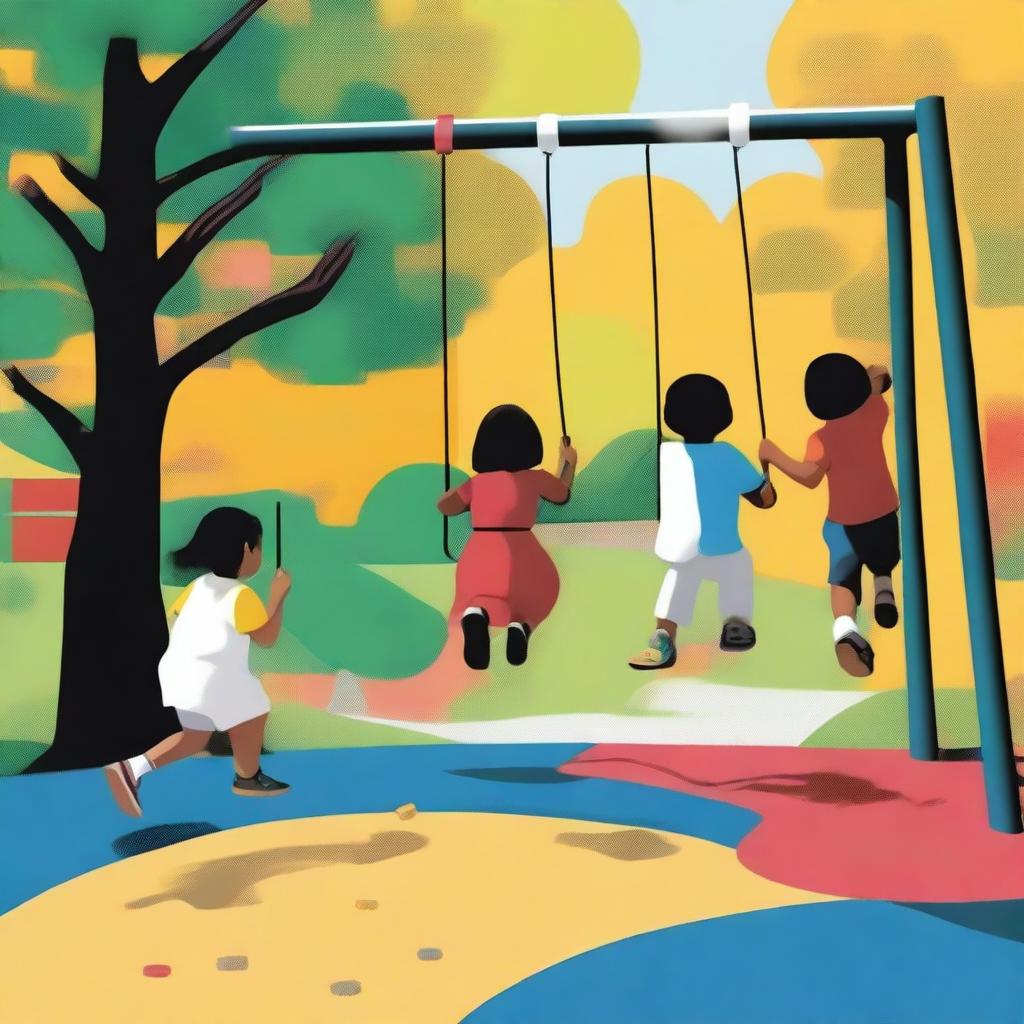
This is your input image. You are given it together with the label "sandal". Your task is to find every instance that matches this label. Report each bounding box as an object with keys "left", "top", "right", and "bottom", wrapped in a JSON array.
[
  {"left": 720, "top": 619, "right": 756, "bottom": 652},
  {"left": 628, "top": 630, "right": 677, "bottom": 671}
]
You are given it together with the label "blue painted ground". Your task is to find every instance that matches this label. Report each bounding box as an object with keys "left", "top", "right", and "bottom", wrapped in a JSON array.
[
  {"left": 463, "top": 900, "right": 1024, "bottom": 1024},
  {"left": 0, "top": 743, "right": 756, "bottom": 915}
]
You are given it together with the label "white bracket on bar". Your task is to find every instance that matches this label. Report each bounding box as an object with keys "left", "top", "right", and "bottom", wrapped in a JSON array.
[
  {"left": 728, "top": 102, "right": 751, "bottom": 148},
  {"left": 537, "top": 113, "right": 560, "bottom": 154}
]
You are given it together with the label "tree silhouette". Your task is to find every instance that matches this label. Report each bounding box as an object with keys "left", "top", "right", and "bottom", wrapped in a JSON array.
[{"left": 4, "top": 0, "right": 356, "bottom": 771}]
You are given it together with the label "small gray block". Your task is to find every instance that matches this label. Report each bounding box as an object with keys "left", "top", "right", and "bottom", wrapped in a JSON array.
[
  {"left": 417, "top": 948, "right": 443, "bottom": 961},
  {"left": 330, "top": 980, "right": 362, "bottom": 996},
  {"left": 217, "top": 955, "right": 248, "bottom": 971}
]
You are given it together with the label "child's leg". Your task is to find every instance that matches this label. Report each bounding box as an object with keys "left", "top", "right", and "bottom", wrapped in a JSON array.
[
  {"left": 141, "top": 728, "right": 213, "bottom": 771},
  {"left": 227, "top": 714, "right": 289, "bottom": 796},
  {"left": 629, "top": 561, "right": 701, "bottom": 669},
  {"left": 715, "top": 549, "right": 756, "bottom": 651},
  {"left": 227, "top": 713, "right": 268, "bottom": 779}
]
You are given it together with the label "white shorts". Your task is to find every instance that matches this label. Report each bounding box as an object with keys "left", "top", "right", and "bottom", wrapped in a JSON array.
[{"left": 655, "top": 548, "right": 753, "bottom": 626}]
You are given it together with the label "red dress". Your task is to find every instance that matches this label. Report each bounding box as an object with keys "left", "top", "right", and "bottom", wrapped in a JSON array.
[{"left": 451, "top": 470, "right": 567, "bottom": 630}]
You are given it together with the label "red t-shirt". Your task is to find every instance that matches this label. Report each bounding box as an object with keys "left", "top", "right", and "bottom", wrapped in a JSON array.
[
  {"left": 807, "top": 395, "right": 899, "bottom": 525},
  {"left": 456, "top": 470, "right": 568, "bottom": 529}
]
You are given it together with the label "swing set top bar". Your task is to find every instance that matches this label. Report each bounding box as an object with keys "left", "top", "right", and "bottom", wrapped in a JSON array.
[{"left": 229, "top": 103, "right": 919, "bottom": 155}]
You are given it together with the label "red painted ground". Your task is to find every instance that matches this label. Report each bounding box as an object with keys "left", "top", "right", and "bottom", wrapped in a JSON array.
[{"left": 562, "top": 745, "right": 1024, "bottom": 902}]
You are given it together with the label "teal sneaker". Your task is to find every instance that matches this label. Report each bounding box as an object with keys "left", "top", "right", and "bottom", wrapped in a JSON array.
[{"left": 628, "top": 629, "right": 677, "bottom": 671}]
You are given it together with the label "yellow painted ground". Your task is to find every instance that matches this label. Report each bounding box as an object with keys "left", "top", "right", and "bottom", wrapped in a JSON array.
[{"left": 0, "top": 812, "right": 837, "bottom": 1023}]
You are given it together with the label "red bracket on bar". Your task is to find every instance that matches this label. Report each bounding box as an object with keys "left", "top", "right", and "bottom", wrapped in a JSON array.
[{"left": 434, "top": 114, "right": 454, "bottom": 155}]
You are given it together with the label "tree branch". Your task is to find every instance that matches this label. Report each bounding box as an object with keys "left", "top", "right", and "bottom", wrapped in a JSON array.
[
  {"left": 2, "top": 366, "right": 91, "bottom": 466},
  {"left": 156, "top": 146, "right": 267, "bottom": 205},
  {"left": 14, "top": 176, "right": 98, "bottom": 284},
  {"left": 158, "top": 156, "right": 287, "bottom": 296},
  {"left": 52, "top": 153, "right": 103, "bottom": 207},
  {"left": 161, "top": 236, "right": 357, "bottom": 392},
  {"left": 152, "top": 0, "right": 272, "bottom": 122}
]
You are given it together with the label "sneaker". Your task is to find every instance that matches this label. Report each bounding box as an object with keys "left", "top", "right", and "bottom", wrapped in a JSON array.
[
  {"left": 461, "top": 608, "right": 490, "bottom": 670},
  {"left": 874, "top": 587, "right": 899, "bottom": 629},
  {"left": 104, "top": 760, "right": 142, "bottom": 817},
  {"left": 720, "top": 618, "right": 756, "bottom": 652},
  {"left": 507, "top": 622, "right": 531, "bottom": 666},
  {"left": 232, "top": 769, "right": 290, "bottom": 797},
  {"left": 628, "top": 629, "right": 677, "bottom": 671},
  {"left": 835, "top": 630, "right": 875, "bottom": 678}
]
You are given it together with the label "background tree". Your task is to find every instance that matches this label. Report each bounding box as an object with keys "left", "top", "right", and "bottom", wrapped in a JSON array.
[{"left": 1, "top": 0, "right": 362, "bottom": 771}]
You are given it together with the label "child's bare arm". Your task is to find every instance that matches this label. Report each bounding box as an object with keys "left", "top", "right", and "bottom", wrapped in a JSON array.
[
  {"left": 759, "top": 439, "right": 826, "bottom": 488},
  {"left": 437, "top": 488, "right": 468, "bottom": 516},
  {"left": 867, "top": 364, "right": 892, "bottom": 395},
  {"left": 742, "top": 475, "right": 777, "bottom": 509},
  {"left": 250, "top": 570, "right": 290, "bottom": 648}
]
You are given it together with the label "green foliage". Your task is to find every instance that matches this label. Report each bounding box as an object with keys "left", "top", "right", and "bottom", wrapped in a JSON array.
[
  {"left": 265, "top": 703, "right": 449, "bottom": 751},
  {"left": 0, "top": 289, "right": 92, "bottom": 358},
  {"left": 540, "top": 429, "right": 657, "bottom": 523},
  {"left": 0, "top": 409, "right": 89, "bottom": 473}
]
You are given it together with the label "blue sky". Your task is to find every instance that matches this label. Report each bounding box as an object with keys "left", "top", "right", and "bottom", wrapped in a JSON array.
[{"left": 491, "top": 0, "right": 822, "bottom": 246}]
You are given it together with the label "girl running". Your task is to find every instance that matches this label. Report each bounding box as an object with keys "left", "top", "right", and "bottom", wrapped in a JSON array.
[
  {"left": 438, "top": 404, "right": 577, "bottom": 669},
  {"left": 104, "top": 507, "right": 292, "bottom": 817}
]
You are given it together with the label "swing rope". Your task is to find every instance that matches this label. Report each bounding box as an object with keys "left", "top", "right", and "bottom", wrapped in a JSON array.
[
  {"left": 436, "top": 116, "right": 456, "bottom": 561},
  {"left": 543, "top": 151, "right": 569, "bottom": 441},
  {"left": 644, "top": 144, "right": 663, "bottom": 519},
  {"left": 731, "top": 145, "right": 768, "bottom": 440}
]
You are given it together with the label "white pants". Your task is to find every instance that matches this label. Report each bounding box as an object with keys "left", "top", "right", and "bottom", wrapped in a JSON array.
[{"left": 654, "top": 548, "right": 753, "bottom": 626}]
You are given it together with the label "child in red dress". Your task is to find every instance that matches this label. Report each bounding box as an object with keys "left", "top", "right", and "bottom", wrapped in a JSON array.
[{"left": 438, "top": 404, "right": 577, "bottom": 669}]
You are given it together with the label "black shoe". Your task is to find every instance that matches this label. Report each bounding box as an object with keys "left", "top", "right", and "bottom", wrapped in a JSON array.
[
  {"left": 720, "top": 619, "right": 756, "bottom": 652},
  {"left": 874, "top": 589, "right": 899, "bottom": 629},
  {"left": 507, "top": 622, "right": 531, "bottom": 666},
  {"left": 835, "top": 632, "right": 875, "bottom": 678},
  {"left": 232, "top": 768, "right": 290, "bottom": 797},
  {"left": 461, "top": 609, "right": 490, "bottom": 670}
]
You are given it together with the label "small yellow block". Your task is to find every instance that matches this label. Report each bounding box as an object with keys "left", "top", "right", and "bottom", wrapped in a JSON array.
[
  {"left": 395, "top": 803, "right": 417, "bottom": 820},
  {"left": 355, "top": 899, "right": 378, "bottom": 911}
]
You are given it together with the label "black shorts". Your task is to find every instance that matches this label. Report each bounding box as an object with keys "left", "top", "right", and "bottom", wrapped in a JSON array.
[{"left": 823, "top": 511, "right": 900, "bottom": 605}]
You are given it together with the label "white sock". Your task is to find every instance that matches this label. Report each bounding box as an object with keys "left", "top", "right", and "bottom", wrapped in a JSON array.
[
  {"left": 833, "top": 615, "right": 860, "bottom": 643},
  {"left": 128, "top": 754, "right": 153, "bottom": 780},
  {"left": 462, "top": 606, "right": 485, "bottom": 619}
]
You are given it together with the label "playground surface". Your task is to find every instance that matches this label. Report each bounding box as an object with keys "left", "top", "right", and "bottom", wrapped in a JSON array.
[{"left": 2, "top": 743, "right": 1023, "bottom": 1023}]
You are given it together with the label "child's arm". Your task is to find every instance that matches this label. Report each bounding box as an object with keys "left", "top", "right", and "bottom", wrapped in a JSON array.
[
  {"left": 249, "top": 569, "right": 291, "bottom": 648},
  {"left": 867, "top": 364, "right": 892, "bottom": 395},
  {"left": 742, "top": 474, "right": 777, "bottom": 509},
  {"left": 759, "top": 438, "right": 826, "bottom": 488},
  {"left": 539, "top": 438, "right": 577, "bottom": 505},
  {"left": 437, "top": 488, "right": 469, "bottom": 516}
]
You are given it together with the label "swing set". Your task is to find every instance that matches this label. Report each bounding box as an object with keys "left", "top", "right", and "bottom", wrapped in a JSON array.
[{"left": 229, "top": 97, "right": 1020, "bottom": 835}]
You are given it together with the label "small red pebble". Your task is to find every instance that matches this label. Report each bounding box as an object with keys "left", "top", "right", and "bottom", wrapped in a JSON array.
[{"left": 142, "top": 964, "right": 171, "bottom": 978}]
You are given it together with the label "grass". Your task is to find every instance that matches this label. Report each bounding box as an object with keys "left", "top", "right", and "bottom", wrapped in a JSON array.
[{"left": 265, "top": 703, "right": 449, "bottom": 749}]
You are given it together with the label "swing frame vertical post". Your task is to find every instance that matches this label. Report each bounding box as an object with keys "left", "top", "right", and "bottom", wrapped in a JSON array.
[
  {"left": 915, "top": 95, "right": 1021, "bottom": 834},
  {"left": 883, "top": 134, "right": 938, "bottom": 761}
]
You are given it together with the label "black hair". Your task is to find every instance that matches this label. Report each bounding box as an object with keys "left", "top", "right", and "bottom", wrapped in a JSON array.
[
  {"left": 472, "top": 404, "right": 544, "bottom": 473},
  {"left": 172, "top": 507, "right": 263, "bottom": 579},
  {"left": 804, "top": 353, "right": 872, "bottom": 421},
  {"left": 663, "top": 373, "right": 733, "bottom": 443}
]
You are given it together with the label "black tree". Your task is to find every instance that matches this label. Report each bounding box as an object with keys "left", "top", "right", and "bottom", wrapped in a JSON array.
[{"left": 4, "top": 0, "right": 356, "bottom": 772}]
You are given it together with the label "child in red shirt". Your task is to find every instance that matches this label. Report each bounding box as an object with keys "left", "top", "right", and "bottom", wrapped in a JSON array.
[{"left": 760, "top": 354, "right": 898, "bottom": 678}]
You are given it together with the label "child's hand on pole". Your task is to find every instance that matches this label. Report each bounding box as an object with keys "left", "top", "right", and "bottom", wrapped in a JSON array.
[
  {"left": 270, "top": 568, "right": 292, "bottom": 602},
  {"left": 559, "top": 436, "right": 578, "bottom": 466}
]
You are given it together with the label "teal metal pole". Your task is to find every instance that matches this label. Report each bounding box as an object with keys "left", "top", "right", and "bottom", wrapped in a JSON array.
[
  {"left": 883, "top": 135, "right": 938, "bottom": 761},
  {"left": 915, "top": 95, "right": 1021, "bottom": 833}
]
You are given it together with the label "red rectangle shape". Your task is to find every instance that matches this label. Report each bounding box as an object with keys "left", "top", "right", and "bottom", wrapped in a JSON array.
[
  {"left": 11, "top": 478, "right": 80, "bottom": 513},
  {"left": 12, "top": 516, "right": 76, "bottom": 562}
]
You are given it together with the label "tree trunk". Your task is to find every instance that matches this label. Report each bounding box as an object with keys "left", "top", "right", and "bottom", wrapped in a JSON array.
[{"left": 28, "top": 38, "right": 179, "bottom": 772}]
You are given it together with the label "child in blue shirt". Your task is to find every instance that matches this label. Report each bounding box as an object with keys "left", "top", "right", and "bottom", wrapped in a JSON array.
[{"left": 629, "top": 374, "right": 776, "bottom": 670}]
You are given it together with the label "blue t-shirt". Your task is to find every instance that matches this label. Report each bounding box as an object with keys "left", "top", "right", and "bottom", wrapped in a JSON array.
[{"left": 685, "top": 442, "right": 764, "bottom": 555}]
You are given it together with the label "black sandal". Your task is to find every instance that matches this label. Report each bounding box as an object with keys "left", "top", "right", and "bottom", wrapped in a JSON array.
[
  {"left": 874, "top": 589, "right": 899, "bottom": 629},
  {"left": 720, "top": 620, "right": 756, "bottom": 652},
  {"left": 835, "top": 631, "right": 875, "bottom": 677},
  {"left": 461, "top": 609, "right": 490, "bottom": 670},
  {"left": 507, "top": 622, "right": 531, "bottom": 666}
]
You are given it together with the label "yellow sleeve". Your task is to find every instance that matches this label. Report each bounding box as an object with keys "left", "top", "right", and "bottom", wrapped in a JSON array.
[
  {"left": 234, "top": 585, "right": 270, "bottom": 634},
  {"left": 168, "top": 581, "right": 195, "bottom": 617}
]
